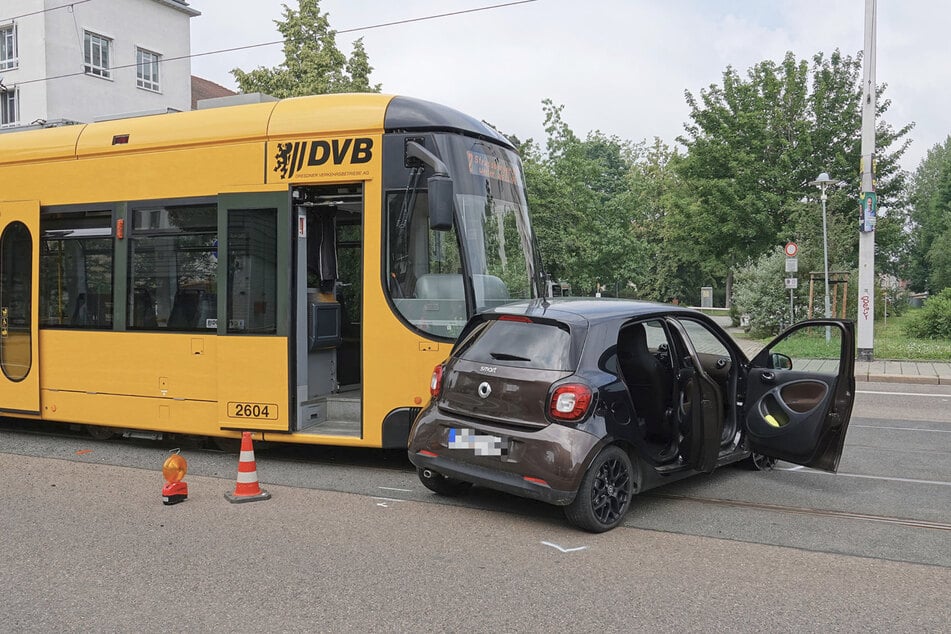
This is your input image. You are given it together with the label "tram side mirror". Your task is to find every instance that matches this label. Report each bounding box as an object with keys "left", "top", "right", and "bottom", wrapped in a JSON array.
[
  {"left": 428, "top": 173, "right": 454, "bottom": 231},
  {"left": 405, "top": 141, "right": 455, "bottom": 232}
]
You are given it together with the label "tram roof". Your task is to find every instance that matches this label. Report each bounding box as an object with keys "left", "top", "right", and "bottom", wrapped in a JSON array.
[{"left": 0, "top": 94, "right": 514, "bottom": 167}]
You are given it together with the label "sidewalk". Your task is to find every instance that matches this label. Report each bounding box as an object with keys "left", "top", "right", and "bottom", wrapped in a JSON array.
[{"left": 727, "top": 331, "right": 951, "bottom": 385}]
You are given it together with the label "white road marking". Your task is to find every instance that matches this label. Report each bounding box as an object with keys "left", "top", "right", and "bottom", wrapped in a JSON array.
[
  {"left": 853, "top": 424, "right": 951, "bottom": 433},
  {"left": 372, "top": 496, "right": 405, "bottom": 503},
  {"left": 776, "top": 467, "right": 951, "bottom": 487},
  {"left": 541, "top": 541, "right": 588, "bottom": 553},
  {"left": 378, "top": 486, "right": 413, "bottom": 492},
  {"left": 856, "top": 390, "right": 951, "bottom": 398}
]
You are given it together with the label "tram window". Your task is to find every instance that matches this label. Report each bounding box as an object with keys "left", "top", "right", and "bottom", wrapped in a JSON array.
[
  {"left": 39, "top": 210, "right": 114, "bottom": 329},
  {"left": 227, "top": 209, "right": 276, "bottom": 334},
  {"left": 128, "top": 203, "right": 217, "bottom": 331},
  {"left": 385, "top": 190, "right": 466, "bottom": 338},
  {"left": 0, "top": 221, "right": 33, "bottom": 381}
]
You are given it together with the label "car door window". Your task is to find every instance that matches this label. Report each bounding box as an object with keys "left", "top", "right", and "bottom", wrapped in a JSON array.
[
  {"left": 766, "top": 324, "right": 841, "bottom": 375},
  {"left": 674, "top": 318, "right": 734, "bottom": 380},
  {"left": 676, "top": 318, "right": 731, "bottom": 357}
]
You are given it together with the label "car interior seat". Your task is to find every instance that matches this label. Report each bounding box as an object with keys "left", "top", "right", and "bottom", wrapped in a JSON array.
[{"left": 618, "top": 322, "right": 673, "bottom": 442}]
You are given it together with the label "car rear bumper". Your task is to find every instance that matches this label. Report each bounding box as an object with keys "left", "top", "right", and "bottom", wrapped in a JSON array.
[{"left": 407, "top": 407, "right": 603, "bottom": 506}]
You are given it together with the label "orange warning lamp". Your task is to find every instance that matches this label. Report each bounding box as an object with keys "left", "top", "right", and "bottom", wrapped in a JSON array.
[{"left": 162, "top": 451, "right": 188, "bottom": 505}]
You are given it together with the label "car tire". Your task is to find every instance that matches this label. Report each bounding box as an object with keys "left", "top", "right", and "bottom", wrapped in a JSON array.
[
  {"left": 417, "top": 467, "right": 473, "bottom": 496},
  {"left": 564, "top": 445, "right": 634, "bottom": 533}
]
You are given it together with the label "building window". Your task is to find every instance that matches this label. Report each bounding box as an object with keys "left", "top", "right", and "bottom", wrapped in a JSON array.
[
  {"left": 0, "top": 23, "right": 17, "bottom": 71},
  {"left": 136, "top": 48, "right": 160, "bottom": 92},
  {"left": 1, "top": 87, "right": 17, "bottom": 127},
  {"left": 84, "top": 31, "right": 111, "bottom": 79}
]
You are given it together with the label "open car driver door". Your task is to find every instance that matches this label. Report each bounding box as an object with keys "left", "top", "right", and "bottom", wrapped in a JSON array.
[
  {"left": 742, "top": 320, "right": 856, "bottom": 472},
  {"left": 666, "top": 319, "right": 725, "bottom": 474}
]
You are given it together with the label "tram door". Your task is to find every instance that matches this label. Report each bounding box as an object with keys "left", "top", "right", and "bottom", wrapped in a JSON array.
[
  {"left": 0, "top": 201, "right": 40, "bottom": 414},
  {"left": 293, "top": 184, "right": 363, "bottom": 435}
]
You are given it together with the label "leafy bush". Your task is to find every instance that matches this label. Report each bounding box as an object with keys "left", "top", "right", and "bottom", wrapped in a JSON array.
[
  {"left": 904, "top": 288, "right": 951, "bottom": 339},
  {"left": 733, "top": 248, "right": 790, "bottom": 338}
]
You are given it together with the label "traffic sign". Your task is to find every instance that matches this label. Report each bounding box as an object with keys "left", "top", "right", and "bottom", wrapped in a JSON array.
[
  {"left": 784, "top": 277, "right": 798, "bottom": 289},
  {"left": 784, "top": 242, "right": 798, "bottom": 257},
  {"left": 785, "top": 256, "right": 798, "bottom": 273}
]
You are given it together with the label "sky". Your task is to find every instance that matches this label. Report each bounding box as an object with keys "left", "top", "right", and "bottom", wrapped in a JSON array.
[{"left": 189, "top": 0, "right": 951, "bottom": 176}]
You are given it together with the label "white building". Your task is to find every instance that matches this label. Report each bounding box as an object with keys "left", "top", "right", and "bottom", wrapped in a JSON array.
[{"left": 0, "top": 0, "right": 199, "bottom": 129}]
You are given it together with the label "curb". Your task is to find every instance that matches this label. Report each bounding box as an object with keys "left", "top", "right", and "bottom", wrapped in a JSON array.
[{"left": 857, "top": 374, "right": 943, "bottom": 385}]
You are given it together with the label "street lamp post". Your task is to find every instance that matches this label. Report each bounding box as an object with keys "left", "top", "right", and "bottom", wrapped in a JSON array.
[{"left": 810, "top": 172, "right": 837, "bottom": 340}]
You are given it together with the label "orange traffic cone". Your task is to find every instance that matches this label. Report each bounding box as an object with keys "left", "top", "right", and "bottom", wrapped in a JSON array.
[{"left": 224, "top": 432, "right": 271, "bottom": 503}]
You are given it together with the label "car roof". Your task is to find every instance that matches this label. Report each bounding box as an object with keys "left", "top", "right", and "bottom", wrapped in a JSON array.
[{"left": 484, "top": 298, "right": 702, "bottom": 325}]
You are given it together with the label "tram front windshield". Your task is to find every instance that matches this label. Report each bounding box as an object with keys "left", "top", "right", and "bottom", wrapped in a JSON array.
[{"left": 385, "top": 133, "right": 539, "bottom": 339}]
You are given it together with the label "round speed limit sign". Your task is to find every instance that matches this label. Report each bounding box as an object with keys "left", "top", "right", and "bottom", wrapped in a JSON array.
[{"left": 784, "top": 242, "right": 798, "bottom": 257}]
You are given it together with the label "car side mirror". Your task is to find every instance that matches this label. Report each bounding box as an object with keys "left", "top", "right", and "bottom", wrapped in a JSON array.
[
  {"left": 427, "top": 173, "right": 453, "bottom": 231},
  {"left": 770, "top": 352, "right": 792, "bottom": 370}
]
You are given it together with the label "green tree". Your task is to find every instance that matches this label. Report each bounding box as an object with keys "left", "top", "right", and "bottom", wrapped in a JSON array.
[
  {"left": 231, "top": 0, "right": 381, "bottom": 97},
  {"left": 907, "top": 136, "right": 951, "bottom": 292},
  {"left": 624, "top": 139, "right": 705, "bottom": 302},
  {"left": 678, "top": 50, "right": 912, "bottom": 306},
  {"left": 522, "top": 101, "right": 649, "bottom": 295}
]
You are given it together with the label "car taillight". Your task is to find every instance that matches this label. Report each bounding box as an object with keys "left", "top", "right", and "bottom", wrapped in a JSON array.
[
  {"left": 430, "top": 364, "right": 444, "bottom": 398},
  {"left": 549, "top": 383, "right": 593, "bottom": 422}
]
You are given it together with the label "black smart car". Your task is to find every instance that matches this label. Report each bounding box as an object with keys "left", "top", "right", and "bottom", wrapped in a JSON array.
[{"left": 408, "top": 298, "right": 855, "bottom": 532}]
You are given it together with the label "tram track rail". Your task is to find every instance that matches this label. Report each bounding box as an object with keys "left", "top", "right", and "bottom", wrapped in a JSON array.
[
  {"left": 647, "top": 492, "right": 951, "bottom": 532},
  {"left": 4, "top": 418, "right": 949, "bottom": 533}
]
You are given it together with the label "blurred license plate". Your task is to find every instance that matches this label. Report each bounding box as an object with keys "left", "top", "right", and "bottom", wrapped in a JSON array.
[{"left": 447, "top": 427, "right": 507, "bottom": 456}]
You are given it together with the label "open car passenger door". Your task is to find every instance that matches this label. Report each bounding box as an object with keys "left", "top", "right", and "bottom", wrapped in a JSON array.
[{"left": 742, "top": 320, "right": 855, "bottom": 472}]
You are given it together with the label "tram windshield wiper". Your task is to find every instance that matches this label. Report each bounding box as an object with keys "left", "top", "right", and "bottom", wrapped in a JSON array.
[{"left": 489, "top": 352, "right": 531, "bottom": 362}]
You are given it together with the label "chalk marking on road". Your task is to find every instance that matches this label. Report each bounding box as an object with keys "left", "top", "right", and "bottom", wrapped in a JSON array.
[
  {"left": 776, "top": 467, "right": 951, "bottom": 487},
  {"left": 377, "top": 502, "right": 388, "bottom": 508},
  {"left": 856, "top": 390, "right": 951, "bottom": 398},
  {"left": 853, "top": 424, "right": 951, "bottom": 433},
  {"left": 541, "top": 541, "right": 588, "bottom": 553},
  {"left": 378, "top": 486, "right": 413, "bottom": 492}
]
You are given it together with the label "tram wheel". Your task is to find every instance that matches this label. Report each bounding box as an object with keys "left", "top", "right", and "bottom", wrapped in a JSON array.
[
  {"left": 209, "top": 435, "right": 242, "bottom": 453},
  {"left": 86, "top": 425, "right": 117, "bottom": 441}
]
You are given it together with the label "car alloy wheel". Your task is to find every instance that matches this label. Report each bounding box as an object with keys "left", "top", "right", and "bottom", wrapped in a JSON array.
[
  {"left": 565, "top": 445, "right": 633, "bottom": 532},
  {"left": 749, "top": 452, "right": 777, "bottom": 471}
]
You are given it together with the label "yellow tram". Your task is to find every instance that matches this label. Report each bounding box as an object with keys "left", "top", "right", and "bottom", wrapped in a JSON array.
[{"left": 0, "top": 94, "right": 543, "bottom": 447}]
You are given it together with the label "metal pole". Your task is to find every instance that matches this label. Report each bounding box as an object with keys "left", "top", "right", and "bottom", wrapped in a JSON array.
[
  {"left": 790, "top": 288, "right": 795, "bottom": 327},
  {"left": 821, "top": 188, "right": 831, "bottom": 322},
  {"left": 857, "top": 0, "right": 877, "bottom": 361},
  {"left": 820, "top": 186, "right": 832, "bottom": 342}
]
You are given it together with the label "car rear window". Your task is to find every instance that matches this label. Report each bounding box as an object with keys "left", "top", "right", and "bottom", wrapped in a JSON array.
[{"left": 457, "top": 319, "right": 573, "bottom": 371}]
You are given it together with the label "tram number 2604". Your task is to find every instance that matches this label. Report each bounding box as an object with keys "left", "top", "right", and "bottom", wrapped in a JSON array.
[{"left": 228, "top": 402, "right": 279, "bottom": 420}]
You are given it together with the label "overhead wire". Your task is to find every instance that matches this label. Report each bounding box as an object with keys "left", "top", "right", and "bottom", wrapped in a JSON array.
[
  {"left": 1, "top": 0, "right": 93, "bottom": 22},
  {"left": 7, "top": 0, "right": 539, "bottom": 88}
]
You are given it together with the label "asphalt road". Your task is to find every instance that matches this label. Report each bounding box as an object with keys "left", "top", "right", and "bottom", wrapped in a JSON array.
[{"left": 1, "top": 381, "right": 948, "bottom": 631}]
